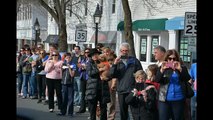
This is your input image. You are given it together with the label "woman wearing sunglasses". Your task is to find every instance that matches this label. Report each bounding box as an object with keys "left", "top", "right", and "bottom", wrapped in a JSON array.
[
  {"left": 44, "top": 50, "right": 63, "bottom": 112},
  {"left": 156, "top": 49, "right": 191, "bottom": 120}
]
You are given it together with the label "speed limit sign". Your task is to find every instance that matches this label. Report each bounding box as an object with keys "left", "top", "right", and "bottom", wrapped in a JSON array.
[
  {"left": 184, "top": 12, "right": 197, "bottom": 36},
  {"left": 75, "top": 30, "right": 87, "bottom": 42}
]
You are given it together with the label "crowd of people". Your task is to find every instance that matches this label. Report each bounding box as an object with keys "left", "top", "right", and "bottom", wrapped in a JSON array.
[{"left": 16, "top": 42, "right": 196, "bottom": 120}]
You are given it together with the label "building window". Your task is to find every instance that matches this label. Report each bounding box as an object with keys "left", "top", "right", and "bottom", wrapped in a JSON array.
[
  {"left": 179, "top": 31, "right": 191, "bottom": 68},
  {"left": 17, "top": 12, "right": 20, "bottom": 20},
  {"left": 140, "top": 36, "right": 147, "bottom": 61},
  {"left": 24, "top": 5, "right": 27, "bottom": 20},
  {"left": 29, "top": 5, "right": 31, "bottom": 19},
  {"left": 150, "top": 36, "right": 159, "bottom": 62},
  {"left": 26, "top": 5, "right": 29, "bottom": 19},
  {"left": 112, "top": 0, "right": 116, "bottom": 14},
  {"left": 22, "top": 7, "right": 24, "bottom": 20},
  {"left": 100, "top": 0, "right": 103, "bottom": 14}
]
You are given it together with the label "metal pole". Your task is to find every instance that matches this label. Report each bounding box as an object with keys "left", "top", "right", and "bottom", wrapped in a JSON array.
[
  {"left": 35, "top": 30, "right": 37, "bottom": 47},
  {"left": 95, "top": 23, "right": 98, "bottom": 47}
]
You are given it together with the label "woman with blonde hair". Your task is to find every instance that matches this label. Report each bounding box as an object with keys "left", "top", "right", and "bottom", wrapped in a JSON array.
[{"left": 44, "top": 50, "right": 63, "bottom": 112}]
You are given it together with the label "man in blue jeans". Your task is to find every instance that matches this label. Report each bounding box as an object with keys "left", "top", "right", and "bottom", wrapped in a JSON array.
[
  {"left": 109, "top": 42, "right": 143, "bottom": 120},
  {"left": 72, "top": 46, "right": 83, "bottom": 106}
]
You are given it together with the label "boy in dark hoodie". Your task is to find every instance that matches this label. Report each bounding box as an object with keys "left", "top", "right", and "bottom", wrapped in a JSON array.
[{"left": 57, "top": 52, "right": 76, "bottom": 116}]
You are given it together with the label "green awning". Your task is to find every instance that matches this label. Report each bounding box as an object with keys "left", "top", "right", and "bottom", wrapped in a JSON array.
[
  {"left": 117, "top": 21, "right": 124, "bottom": 31},
  {"left": 132, "top": 18, "right": 168, "bottom": 31}
]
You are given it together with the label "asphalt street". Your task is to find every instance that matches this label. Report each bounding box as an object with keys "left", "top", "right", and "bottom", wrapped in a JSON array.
[{"left": 16, "top": 94, "right": 131, "bottom": 120}]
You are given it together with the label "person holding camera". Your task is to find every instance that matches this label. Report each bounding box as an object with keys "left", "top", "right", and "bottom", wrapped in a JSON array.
[
  {"left": 109, "top": 42, "right": 143, "bottom": 120},
  {"left": 76, "top": 48, "right": 91, "bottom": 113},
  {"left": 156, "top": 49, "right": 191, "bottom": 120},
  {"left": 125, "top": 70, "right": 158, "bottom": 120},
  {"left": 57, "top": 52, "right": 76, "bottom": 116},
  {"left": 19, "top": 47, "right": 32, "bottom": 99},
  {"left": 44, "top": 50, "right": 63, "bottom": 112}
]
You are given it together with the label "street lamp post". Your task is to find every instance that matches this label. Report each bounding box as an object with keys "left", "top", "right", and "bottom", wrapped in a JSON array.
[
  {"left": 93, "top": 4, "right": 102, "bottom": 47},
  {"left": 34, "top": 18, "right": 40, "bottom": 47}
]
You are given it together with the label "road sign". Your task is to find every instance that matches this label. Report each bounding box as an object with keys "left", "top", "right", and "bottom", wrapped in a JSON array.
[
  {"left": 184, "top": 12, "right": 197, "bottom": 36},
  {"left": 188, "top": 37, "right": 196, "bottom": 52},
  {"left": 75, "top": 30, "right": 87, "bottom": 42}
]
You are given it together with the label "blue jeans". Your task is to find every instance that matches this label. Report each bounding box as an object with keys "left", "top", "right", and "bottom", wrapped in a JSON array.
[
  {"left": 29, "top": 72, "right": 37, "bottom": 97},
  {"left": 158, "top": 100, "right": 185, "bottom": 120},
  {"left": 61, "top": 84, "right": 74, "bottom": 115},
  {"left": 191, "top": 96, "right": 197, "bottom": 120},
  {"left": 73, "top": 77, "right": 81, "bottom": 105},
  {"left": 17, "top": 73, "right": 23, "bottom": 94},
  {"left": 23, "top": 73, "right": 31, "bottom": 97}
]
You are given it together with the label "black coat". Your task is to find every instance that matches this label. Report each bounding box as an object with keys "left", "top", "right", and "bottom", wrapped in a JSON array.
[
  {"left": 109, "top": 56, "right": 143, "bottom": 94},
  {"left": 36, "top": 59, "right": 45, "bottom": 73},
  {"left": 61, "top": 63, "right": 74, "bottom": 85},
  {"left": 125, "top": 83, "right": 158, "bottom": 120},
  {"left": 85, "top": 59, "right": 110, "bottom": 104}
]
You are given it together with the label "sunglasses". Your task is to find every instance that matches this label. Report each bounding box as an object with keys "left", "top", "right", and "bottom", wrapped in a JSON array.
[
  {"left": 52, "top": 54, "right": 58, "bottom": 56},
  {"left": 40, "top": 53, "right": 44, "bottom": 54},
  {"left": 168, "top": 57, "right": 176, "bottom": 61}
]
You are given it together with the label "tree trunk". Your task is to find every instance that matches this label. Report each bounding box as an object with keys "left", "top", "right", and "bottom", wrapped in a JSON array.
[
  {"left": 38, "top": 0, "right": 68, "bottom": 52},
  {"left": 121, "top": 0, "right": 136, "bottom": 57},
  {"left": 58, "top": 17, "right": 68, "bottom": 52}
]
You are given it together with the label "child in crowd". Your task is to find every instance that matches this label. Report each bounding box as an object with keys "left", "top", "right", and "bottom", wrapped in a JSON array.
[
  {"left": 125, "top": 70, "right": 158, "bottom": 120},
  {"left": 57, "top": 53, "right": 76, "bottom": 116},
  {"left": 145, "top": 64, "right": 160, "bottom": 91}
]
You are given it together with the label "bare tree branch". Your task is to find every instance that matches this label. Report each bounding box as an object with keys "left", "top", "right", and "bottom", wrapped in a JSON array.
[
  {"left": 38, "top": 0, "right": 59, "bottom": 23},
  {"left": 139, "top": 0, "right": 188, "bottom": 16}
]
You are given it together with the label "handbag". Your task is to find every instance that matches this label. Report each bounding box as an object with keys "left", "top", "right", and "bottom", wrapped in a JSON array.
[
  {"left": 23, "top": 63, "right": 32, "bottom": 73},
  {"left": 185, "top": 82, "right": 194, "bottom": 98}
]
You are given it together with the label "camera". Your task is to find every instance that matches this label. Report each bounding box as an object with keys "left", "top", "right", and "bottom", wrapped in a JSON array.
[{"left": 120, "top": 55, "right": 128, "bottom": 59}]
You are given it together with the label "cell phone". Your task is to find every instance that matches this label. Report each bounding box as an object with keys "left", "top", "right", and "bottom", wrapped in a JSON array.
[
  {"left": 166, "top": 62, "right": 174, "bottom": 68},
  {"left": 120, "top": 55, "right": 128, "bottom": 59}
]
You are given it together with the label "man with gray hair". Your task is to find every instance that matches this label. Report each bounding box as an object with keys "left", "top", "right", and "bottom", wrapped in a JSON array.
[
  {"left": 109, "top": 42, "right": 143, "bottom": 120},
  {"left": 154, "top": 45, "right": 166, "bottom": 67}
]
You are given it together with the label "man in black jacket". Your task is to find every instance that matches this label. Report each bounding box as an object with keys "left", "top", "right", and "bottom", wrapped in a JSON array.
[{"left": 109, "top": 42, "right": 143, "bottom": 120}]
